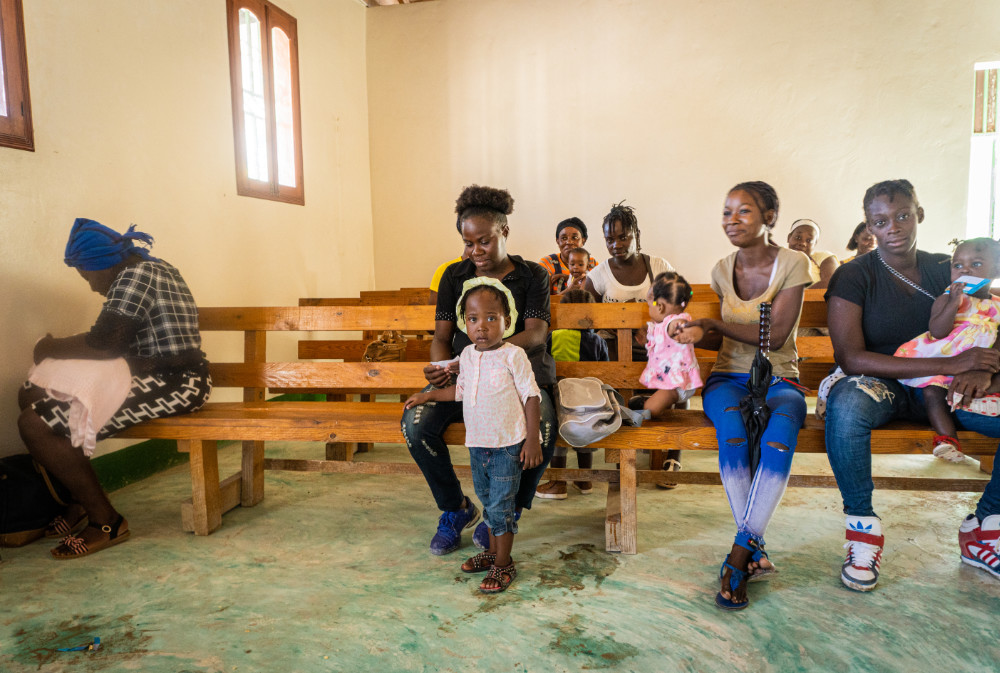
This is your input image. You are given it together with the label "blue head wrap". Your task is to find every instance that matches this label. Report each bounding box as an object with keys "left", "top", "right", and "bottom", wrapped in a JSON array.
[{"left": 64, "top": 218, "right": 158, "bottom": 271}]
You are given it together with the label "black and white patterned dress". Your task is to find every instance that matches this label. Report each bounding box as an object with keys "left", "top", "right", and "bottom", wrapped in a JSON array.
[{"left": 28, "top": 260, "right": 212, "bottom": 440}]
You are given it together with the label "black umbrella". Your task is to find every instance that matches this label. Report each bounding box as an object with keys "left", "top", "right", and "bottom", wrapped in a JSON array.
[{"left": 738, "top": 302, "right": 772, "bottom": 478}]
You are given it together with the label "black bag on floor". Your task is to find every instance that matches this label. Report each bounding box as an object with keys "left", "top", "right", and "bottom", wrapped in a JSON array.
[{"left": 0, "top": 453, "right": 72, "bottom": 547}]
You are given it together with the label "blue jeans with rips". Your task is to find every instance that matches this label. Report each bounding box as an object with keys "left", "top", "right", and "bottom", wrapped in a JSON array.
[
  {"left": 702, "top": 373, "right": 807, "bottom": 542},
  {"left": 824, "top": 375, "right": 928, "bottom": 517},
  {"left": 469, "top": 442, "right": 523, "bottom": 536},
  {"left": 400, "top": 385, "right": 556, "bottom": 512},
  {"left": 953, "top": 410, "right": 1000, "bottom": 521}
]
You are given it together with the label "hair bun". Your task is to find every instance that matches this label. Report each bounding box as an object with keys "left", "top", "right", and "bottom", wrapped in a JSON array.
[{"left": 455, "top": 185, "right": 514, "bottom": 216}]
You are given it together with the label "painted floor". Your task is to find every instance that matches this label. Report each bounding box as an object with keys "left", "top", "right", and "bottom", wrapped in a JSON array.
[{"left": 1, "top": 443, "right": 998, "bottom": 673}]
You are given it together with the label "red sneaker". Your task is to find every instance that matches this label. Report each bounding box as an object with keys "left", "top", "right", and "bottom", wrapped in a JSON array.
[
  {"left": 842, "top": 516, "right": 883, "bottom": 591},
  {"left": 959, "top": 514, "right": 1000, "bottom": 580}
]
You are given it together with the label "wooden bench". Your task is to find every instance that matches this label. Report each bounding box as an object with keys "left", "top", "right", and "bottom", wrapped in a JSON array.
[{"left": 115, "top": 299, "right": 994, "bottom": 556}]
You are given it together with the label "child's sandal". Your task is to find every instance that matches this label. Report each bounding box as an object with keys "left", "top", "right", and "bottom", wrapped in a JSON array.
[
  {"left": 461, "top": 551, "right": 496, "bottom": 573},
  {"left": 932, "top": 435, "right": 966, "bottom": 463},
  {"left": 479, "top": 562, "right": 517, "bottom": 593},
  {"left": 51, "top": 515, "right": 130, "bottom": 560}
]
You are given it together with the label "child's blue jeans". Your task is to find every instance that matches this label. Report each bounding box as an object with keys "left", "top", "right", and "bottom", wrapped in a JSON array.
[
  {"left": 702, "top": 373, "right": 807, "bottom": 542},
  {"left": 468, "top": 442, "right": 524, "bottom": 536}
]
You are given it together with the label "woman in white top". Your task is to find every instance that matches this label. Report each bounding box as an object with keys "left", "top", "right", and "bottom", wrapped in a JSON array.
[
  {"left": 786, "top": 219, "right": 838, "bottom": 290},
  {"left": 585, "top": 202, "right": 674, "bottom": 304},
  {"left": 584, "top": 201, "right": 680, "bottom": 486}
]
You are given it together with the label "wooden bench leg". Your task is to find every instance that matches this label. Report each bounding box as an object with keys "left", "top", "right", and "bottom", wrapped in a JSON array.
[
  {"left": 606, "top": 449, "right": 638, "bottom": 554},
  {"left": 326, "top": 392, "right": 361, "bottom": 460},
  {"left": 242, "top": 440, "right": 265, "bottom": 507},
  {"left": 981, "top": 454, "right": 995, "bottom": 476},
  {"left": 650, "top": 449, "right": 664, "bottom": 470},
  {"left": 357, "top": 394, "right": 373, "bottom": 453},
  {"left": 183, "top": 439, "right": 222, "bottom": 536},
  {"left": 326, "top": 441, "right": 356, "bottom": 461},
  {"left": 619, "top": 449, "right": 638, "bottom": 554}
]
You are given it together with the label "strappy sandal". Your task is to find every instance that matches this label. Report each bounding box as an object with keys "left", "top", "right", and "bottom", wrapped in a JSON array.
[
  {"left": 45, "top": 511, "right": 89, "bottom": 539},
  {"left": 480, "top": 562, "right": 517, "bottom": 594},
  {"left": 718, "top": 532, "right": 777, "bottom": 582},
  {"left": 656, "top": 459, "right": 682, "bottom": 490},
  {"left": 715, "top": 531, "right": 756, "bottom": 610},
  {"left": 462, "top": 551, "right": 497, "bottom": 574},
  {"left": 51, "top": 515, "right": 130, "bottom": 560},
  {"left": 748, "top": 539, "right": 777, "bottom": 582}
]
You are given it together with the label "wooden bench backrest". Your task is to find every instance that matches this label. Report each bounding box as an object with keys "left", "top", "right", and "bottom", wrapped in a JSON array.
[{"left": 201, "top": 297, "right": 834, "bottom": 395}]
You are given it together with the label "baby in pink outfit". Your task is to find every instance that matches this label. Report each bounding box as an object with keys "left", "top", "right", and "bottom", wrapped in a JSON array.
[{"left": 641, "top": 271, "right": 704, "bottom": 416}]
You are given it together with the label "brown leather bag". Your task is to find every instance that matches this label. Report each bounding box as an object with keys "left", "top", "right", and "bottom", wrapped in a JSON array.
[{"left": 362, "top": 330, "right": 408, "bottom": 362}]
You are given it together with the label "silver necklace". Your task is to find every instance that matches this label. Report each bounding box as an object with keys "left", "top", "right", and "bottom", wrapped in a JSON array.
[{"left": 874, "top": 249, "right": 936, "bottom": 300}]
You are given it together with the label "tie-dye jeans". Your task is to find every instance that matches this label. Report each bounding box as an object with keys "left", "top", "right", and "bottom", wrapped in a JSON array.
[{"left": 703, "top": 373, "right": 807, "bottom": 542}]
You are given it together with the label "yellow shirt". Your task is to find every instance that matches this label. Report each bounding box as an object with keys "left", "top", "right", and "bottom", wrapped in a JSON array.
[{"left": 429, "top": 257, "right": 462, "bottom": 292}]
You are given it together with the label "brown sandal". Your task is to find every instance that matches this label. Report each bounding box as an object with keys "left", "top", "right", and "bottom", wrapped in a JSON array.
[
  {"left": 479, "top": 562, "right": 517, "bottom": 593},
  {"left": 462, "top": 551, "right": 497, "bottom": 573},
  {"left": 45, "top": 507, "right": 88, "bottom": 539},
  {"left": 51, "top": 516, "right": 130, "bottom": 560}
]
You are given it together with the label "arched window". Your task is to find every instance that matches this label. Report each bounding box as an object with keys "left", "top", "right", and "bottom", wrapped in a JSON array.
[
  {"left": 0, "top": 0, "right": 33, "bottom": 152},
  {"left": 226, "top": 0, "right": 303, "bottom": 204}
]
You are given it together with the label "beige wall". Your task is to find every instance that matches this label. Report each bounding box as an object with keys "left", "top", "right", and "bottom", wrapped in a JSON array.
[
  {"left": 367, "top": 0, "right": 1000, "bottom": 290},
  {"left": 0, "top": 0, "right": 374, "bottom": 455}
]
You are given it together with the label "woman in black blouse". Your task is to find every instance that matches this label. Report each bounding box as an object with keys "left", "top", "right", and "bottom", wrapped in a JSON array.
[{"left": 400, "top": 185, "right": 556, "bottom": 557}]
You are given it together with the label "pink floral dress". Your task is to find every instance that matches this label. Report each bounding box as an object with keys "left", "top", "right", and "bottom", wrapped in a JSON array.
[
  {"left": 639, "top": 313, "right": 704, "bottom": 392},
  {"left": 896, "top": 294, "right": 1000, "bottom": 388}
]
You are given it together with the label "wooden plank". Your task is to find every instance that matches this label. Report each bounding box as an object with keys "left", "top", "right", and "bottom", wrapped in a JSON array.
[
  {"left": 298, "top": 339, "right": 433, "bottom": 361},
  {"left": 605, "top": 480, "right": 622, "bottom": 553},
  {"left": 198, "top": 301, "right": 829, "bottom": 334},
  {"left": 981, "top": 454, "right": 995, "bottom": 476},
  {"left": 185, "top": 439, "right": 222, "bottom": 536},
  {"left": 618, "top": 449, "right": 638, "bottom": 554},
  {"left": 181, "top": 472, "right": 241, "bottom": 532},
  {"left": 242, "top": 330, "right": 266, "bottom": 507}
]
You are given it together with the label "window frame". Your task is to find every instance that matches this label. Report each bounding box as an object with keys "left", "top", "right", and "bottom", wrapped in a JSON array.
[
  {"left": 226, "top": 0, "right": 304, "bottom": 205},
  {"left": 0, "top": 0, "right": 34, "bottom": 152}
]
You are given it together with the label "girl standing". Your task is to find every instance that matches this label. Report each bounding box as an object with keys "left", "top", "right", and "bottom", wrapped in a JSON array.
[
  {"left": 405, "top": 280, "right": 542, "bottom": 593},
  {"left": 682, "top": 182, "right": 812, "bottom": 610}
]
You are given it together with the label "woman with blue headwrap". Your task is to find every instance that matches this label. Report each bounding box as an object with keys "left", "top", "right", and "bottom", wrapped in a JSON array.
[{"left": 18, "top": 218, "right": 211, "bottom": 559}]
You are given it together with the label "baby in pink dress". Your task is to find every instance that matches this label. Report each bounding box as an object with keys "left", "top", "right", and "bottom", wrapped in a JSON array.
[
  {"left": 641, "top": 272, "right": 705, "bottom": 416},
  {"left": 894, "top": 238, "right": 1000, "bottom": 463}
]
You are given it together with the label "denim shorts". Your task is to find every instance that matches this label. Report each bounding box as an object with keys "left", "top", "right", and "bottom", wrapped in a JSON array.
[{"left": 468, "top": 442, "right": 523, "bottom": 536}]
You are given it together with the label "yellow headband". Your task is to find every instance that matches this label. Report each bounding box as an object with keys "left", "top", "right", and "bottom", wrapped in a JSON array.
[{"left": 455, "top": 277, "right": 518, "bottom": 339}]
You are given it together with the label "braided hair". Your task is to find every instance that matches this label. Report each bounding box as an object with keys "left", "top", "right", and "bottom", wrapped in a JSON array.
[
  {"left": 602, "top": 201, "right": 641, "bottom": 252},
  {"left": 454, "top": 185, "right": 514, "bottom": 233}
]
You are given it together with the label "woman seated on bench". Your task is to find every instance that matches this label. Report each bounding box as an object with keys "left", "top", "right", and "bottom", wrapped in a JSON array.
[
  {"left": 825, "top": 180, "right": 1000, "bottom": 591},
  {"left": 681, "top": 181, "right": 812, "bottom": 610},
  {"left": 18, "top": 218, "right": 211, "bottom": 559},
  {"left": 401, "top": 185, "right": 557, "bottom": 556}
]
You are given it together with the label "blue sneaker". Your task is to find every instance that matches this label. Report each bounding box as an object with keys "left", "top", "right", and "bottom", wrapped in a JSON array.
[
  {"left": 429, "top": 498, "right": 480, "bottom": 556},
  {"left": 473, "top": 510, "right": 521, "bottom": 550}
]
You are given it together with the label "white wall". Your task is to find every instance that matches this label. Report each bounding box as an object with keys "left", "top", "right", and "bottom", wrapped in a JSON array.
[
  {"left": 367, "top": 0, "right": 1000, "bottom": 289},
  {"left": 0, "top": 0, "right": 374, "bottom": 456}
]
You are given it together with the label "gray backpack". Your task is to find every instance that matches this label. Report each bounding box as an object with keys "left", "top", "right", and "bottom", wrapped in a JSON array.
[{"left": 554, "top": 377, "right": 650, "bottom": 448}]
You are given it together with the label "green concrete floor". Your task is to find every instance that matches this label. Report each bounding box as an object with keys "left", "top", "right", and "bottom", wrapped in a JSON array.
[{"left": 1, "top": 443, "right": 998, "bottom": 673}]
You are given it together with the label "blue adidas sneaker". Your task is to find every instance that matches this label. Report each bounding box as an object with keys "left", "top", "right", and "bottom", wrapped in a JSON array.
[
  {"left": 473, "top": 510, "right": 521, "bottom": 550},
  {"left": 429, "top": 497, "right": 480, "bottom": 556}
]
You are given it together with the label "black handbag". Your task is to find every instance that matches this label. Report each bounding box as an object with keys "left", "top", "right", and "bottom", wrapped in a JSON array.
[{"left": 0, "top": 453, "right": 72, "bottom": 547}]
